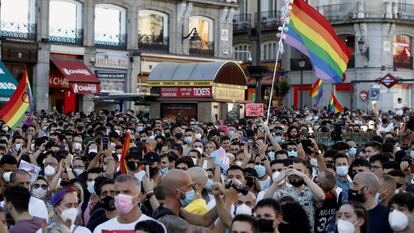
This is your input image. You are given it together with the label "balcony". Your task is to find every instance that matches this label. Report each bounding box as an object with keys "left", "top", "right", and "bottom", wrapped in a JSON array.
[
  {"left": 138, "top": 34, "right": 169, "bottom": 52},
  {"left": 95, "top": 33, "right": 127, "bottom": 50},
  {"left": 190, "top": 41, "right": 214, "bottom": 57},
  {"left": 396, "top": 3, "right": 414, "bottom": 21},
  {"left": 0, "top": 21, "right": 36, "bottom": 40},
  {"left": 318, "top": 4, "right": 353, "bottom": 22},
  {"left": 49, "top": 27, "right": 83, "bottom": 45},
  {"left": 233, "top": 14, "right": 251, "bottom": 32},
  {"left": 290, "top": 58, "right": 312, "bottom": 71},
  {"left": 394, "top": 56, "right": 413, "bottom": 69},
  {"left": 255, "top": 11, "right": 281, "bottom": 30}
]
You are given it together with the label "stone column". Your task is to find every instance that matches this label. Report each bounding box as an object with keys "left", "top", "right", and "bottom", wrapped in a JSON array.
[{"left": 83, "top": 0, "right": 95, "bottom": 47}]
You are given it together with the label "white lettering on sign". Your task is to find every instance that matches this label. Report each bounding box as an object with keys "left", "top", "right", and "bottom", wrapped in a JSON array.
[
  {"left": 72, "top": 83, "right": 97, "bottom": 93},
  {"left": 0, "top": 68, "right": 5, "bottom": 75},
  {"left": 193, "top": 88, "right": 211, "bottom": 96},
  {"left": 0, "top": 82, "right": 17, "bottom": 90},
  {"left": 62, "top": 68, "right": 91, "bottom": 76},
  {"left": 49, "top": 76, "right": 69, "bottom": 87},
  {"left": 95, "top": 54, "right": 129, "bottom": 69}
]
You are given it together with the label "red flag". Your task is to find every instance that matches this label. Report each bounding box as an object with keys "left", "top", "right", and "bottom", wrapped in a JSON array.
[{"left": 120, "top": 131, "right": 131, "bottom": 174}]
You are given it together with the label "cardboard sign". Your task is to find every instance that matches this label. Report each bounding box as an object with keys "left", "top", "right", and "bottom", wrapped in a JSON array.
[{"left": 246, "top": 103, "right": 264, "bottom": 117}]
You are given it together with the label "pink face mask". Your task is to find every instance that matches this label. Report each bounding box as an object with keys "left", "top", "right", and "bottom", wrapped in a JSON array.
[{"left": 114, "top": 194, "right": 135, "bottom": 215}]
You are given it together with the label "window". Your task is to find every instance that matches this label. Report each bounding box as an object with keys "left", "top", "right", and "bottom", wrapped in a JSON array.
[
  {"left": 49, "top": 0, "right": 83, "bottom": 44},
  {"left": 0, "top": 0, "right": 36, "bottom": 40},
  {"left": 233, "top": 44, "right": 252, "bottom": 62},
  {"left": 393, "top": 35, "right": 412, "bottom": 69},
  {"left": 189, "top": 16, "right": 214, "bottom": 55},
  {"left": 138, "top": 10, "right": 169, "bottom": 51},
  {"left": 95, "top": 4, "right": 126, "bottom": 48},
  {"left": 261, "top": 41, "right": 278, "bottom": 61}
]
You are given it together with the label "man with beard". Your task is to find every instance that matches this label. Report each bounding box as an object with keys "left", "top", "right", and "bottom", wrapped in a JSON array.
[{"left": 264, "top": 158, "right": 325, "bottom": 232}]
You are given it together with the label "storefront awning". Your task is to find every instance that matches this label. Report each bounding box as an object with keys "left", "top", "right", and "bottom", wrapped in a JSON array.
[
  {"left": 0, "top": 61, "right": 18, "bottom": 103},
  {"left": 50, "top": 59, "right": 100, "bottom": 94}
]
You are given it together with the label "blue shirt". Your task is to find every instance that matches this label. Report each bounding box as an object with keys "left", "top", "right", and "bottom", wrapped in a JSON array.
[{"left": 336, "top": 177, "right": 352, "bottom": 203}]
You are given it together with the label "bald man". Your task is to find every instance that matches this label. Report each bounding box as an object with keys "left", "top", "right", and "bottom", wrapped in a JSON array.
[
  {"left": 153, "top": 169, "right": 230, "bottom": 233},
  {"left": 349, "top": 172, "right": 392, "bottom": 233},
  {"left": 184, "top": 167, "right": 209, "bottom": 214}
]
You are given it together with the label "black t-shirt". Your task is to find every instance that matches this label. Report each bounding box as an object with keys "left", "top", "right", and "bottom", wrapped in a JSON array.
[
  {"left": 314, "top": 193, "right": 338, "bottom": 233},
  {"left": 87, "top": 208, "right": 108, "bottom": 231},
  {"left": 367, "top": 204, "right": 393, "bottom": 233}
]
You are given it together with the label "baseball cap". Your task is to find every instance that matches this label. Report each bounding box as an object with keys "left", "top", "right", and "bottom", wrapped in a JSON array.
[
  {"left": 142, "top": 152, "right": 161, "bottom": 165},
  {"left": 244, "top": 167, "right": 258, "bottom": 178},
  {"left": 127, "top": 147, "right": 142, "bottom": 160}
]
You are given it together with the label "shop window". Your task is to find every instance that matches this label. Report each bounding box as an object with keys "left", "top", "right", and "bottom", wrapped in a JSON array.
[
  {"left": 261, "top": 41, "right": 278, "bottom": 61},
  {"left": 0, "top": 0, "right": 36, "bottom": 40},
  {"left": 233, "top": 44, "right": 252, "bottom": 62},
  {"left": 189, "top": 16, "right": 214, "bottom": 56},
  {"left": 393, "top": 35, "right": 413, "bottom": 69},
  {"left": 95, "top": 4, "right": 127, "bottom": 49},
  {"left": 138, "top": 10, "right": 169, "bottom": 51},
  {"left": 49, "top": 0, "right": 83, "bottom": 45}
]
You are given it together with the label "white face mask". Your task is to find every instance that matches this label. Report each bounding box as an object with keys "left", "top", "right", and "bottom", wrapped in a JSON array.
[
  {"left": 388, "top": 209, "right": 409, "bottom": 232},
  {"left": 60, "top": 207, "right": 78, "bottom": 225},
  {"left": 233, "top": 203, "right": 252, "bottom": 216},
  {"left": 337, "top": 219, "right": 355, "bottom": 233},
  {"left": 30, "top": 143, "right": 35, "bottom": 151},
  {"left": 235, "top": 161, "right": 243, "bottom": 167},
  {"left": 89, "top": 148, "right": 98, "bottom": 154},
  {"left": 31, "top": 187, "right": 47, "bottom": 199},
  {"left": 74, "top": 142, "right": 82, "bottom": 151},
  {"left": 44, "top": 165, "right": 56, "bottom": 177},
  {"left": 194, "top": 147, "right": 203, "bottom": 155},
  {"left": 192, "top": 158, "right": 198, "bottom": 166},
  {"left": 2, "top": 171, "right": 12, "bottom": 183},
  {"left": 195, "top": 133, "right": 202, "bottom": 140},
  {"left": 184, "top": 136, "right": 193, "bottom": 144},
  {"left": 15, "top": 143, "right": 22, "bottom": 151},
  {"left": 73, "top": 168, "right": 84, "bottom": 176},
  {"left": 87, "top": 180, "right": 96, "bottom": 194},
  {"left": 310, "top": 158, "right": 318, "bottom": 167}
]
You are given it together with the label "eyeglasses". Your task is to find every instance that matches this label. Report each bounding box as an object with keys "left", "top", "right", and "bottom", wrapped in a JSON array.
[
  {"left": 287, "top": 148, "right": 297, "bottom": 152},
  {"left": 33, "top": 184, "right": 48, "bottom": 190}
]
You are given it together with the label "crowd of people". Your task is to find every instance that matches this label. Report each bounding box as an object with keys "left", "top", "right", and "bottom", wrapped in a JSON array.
[{"left": 0, "top": 106, "right": 413, "bottom": 233}]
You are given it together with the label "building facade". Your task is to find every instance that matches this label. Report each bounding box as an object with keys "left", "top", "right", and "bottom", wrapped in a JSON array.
[
  {"left": 0, "top": 0, "right": 238, "bottom": 113},
  {"left": 233, "top": 0, "right": 414, "bottom": 111}
]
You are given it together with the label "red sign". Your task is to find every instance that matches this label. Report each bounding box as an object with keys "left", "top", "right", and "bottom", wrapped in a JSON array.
[
  {"left": 246, "top": 103, "right": 264, "bottom": 117},
  {"left": 70, "top": 83, "right": 100, "bottom": 94},
  {"left": 160, "top": 87, "right": 212, "bottom": 98},
  {"left": 49, "top": 76, "right": 69, "bottom": 88},
  {"left": 359, "top": 90, "right": 368, "bottom": 101},
  {"left": 379, "top": 73, "right": 399, "bottom": 89}
]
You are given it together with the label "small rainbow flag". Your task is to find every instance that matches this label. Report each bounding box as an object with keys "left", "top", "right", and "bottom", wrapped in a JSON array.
[
  {"left": 328, "top": 92, "right": 343, "bottom": 113},
  {"left": 285, "top": 0, "right": 353, "bottom": 83},
  {"left": 0, "top": 69, "right": 32, "bottom": 129},
  {"left": 119, "top": 131, "right": 131, "bottom": 174},
  {"left": 310, "top": 79, "right": 323, "bottom": 106}
]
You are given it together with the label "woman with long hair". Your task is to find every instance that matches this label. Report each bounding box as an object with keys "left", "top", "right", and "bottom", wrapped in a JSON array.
[{"left": 336, "top": 201, "right": 367, "bottom": 233}]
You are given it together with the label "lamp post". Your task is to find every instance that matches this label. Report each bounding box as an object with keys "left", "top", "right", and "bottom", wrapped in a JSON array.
[
  {"left": 298, "top": 59, "right": 306, "bottom": 110},
  {"left": 255, "top": 0, "right": 262, "bottom": 103}
]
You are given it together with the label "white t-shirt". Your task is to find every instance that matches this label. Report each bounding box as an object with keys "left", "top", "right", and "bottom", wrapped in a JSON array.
[
  {"left": 29, "top": 196, "right": 49, "bottom": 223},
  {"left": 93, "top": 214, "right": 166, "bottom": 233},
  {"left": 36, "top": 224, "right": 91, "bottom": 233},
  {"left": 395, "top": 102, "right": 404, "bottom": 116}
]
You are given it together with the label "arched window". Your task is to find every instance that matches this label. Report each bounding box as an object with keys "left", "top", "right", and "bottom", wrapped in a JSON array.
[
  {"left": 189, "top": 16, "right": 214, "bottom": 55},
  {"left": 233, "top": 44, "right": 252, "bottom": 62},
  {"left": 95, "top": 4, "right": 126, "bottom": 48},
  {"left": 138, "top": 10, "right": 169, "bottom": 51},
  {"left": 338, "top": 34, "right": 355, "bottom": 68},
  {"left": 393, "top": 35, "right": 412, "bottom": 69},
  {"left": 49, "top": 0, "right": 83, "bottom": 44},
  {"left": 0, "top": 0, "right": 36, "bottom": 40},
  {"left": 261, "top": 41, "right": 278, "bottom": 61}
]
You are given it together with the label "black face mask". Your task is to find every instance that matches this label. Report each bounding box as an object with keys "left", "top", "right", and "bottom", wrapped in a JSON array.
[
  {"left": 348, "top": 188, "right": 366, "bottom": 203},
  {"left": 175, "top": 132, "right": 183, "bottom": 139},
  {"left": 164, "top": 132, "right": 171, "bottom": 138},
  {"left": 60, "top": 180, "right": 70, "bottom": 187},
  {"left": 382, "top": 118, "right": 388, "bottom": 124},
  {"left": 101, "top": 196, "right": 115, "bottom": 211},
  {"left": 77, "top": 125, "right": 83, "bottom": 131},
  {"left": 288, "top": 177, "right": 305, "bottom": 187},
  {"left": 127, "top": 161, "right": 139, "bottom": 171},
  {"left": 245, "top": 176, "right": 255, "bottom": 188},
  {"left": 257, "top": 219, "right": 274, "bottom": 233}
]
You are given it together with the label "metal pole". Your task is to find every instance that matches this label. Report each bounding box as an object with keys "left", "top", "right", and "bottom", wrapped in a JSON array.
[
  {"left": 255, "top": 0, "right": 262, "bottom": 103},
  {"left": 300, "top": 69, "right": 303, "bottom": 110}
]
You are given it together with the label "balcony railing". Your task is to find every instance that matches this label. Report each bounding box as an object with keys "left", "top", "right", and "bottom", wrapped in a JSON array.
[
  {"left": 394, "top": 56, "right": 413, "bottom": 69},
  {"left": 95, "top": 33, "right": 127, "bottom": 50},
  {"left": 49, "top": 27, "right": 83, "bottom": 45},
  {"left": 255, "top": 11, "right": 281, "bottom": 29},
  {"left": 290, "top": 58, "right": 312, "bottom": 71},
  {"left": 396, "top": 3, "right": 414, "bottom": 21},
  {"left": 138, "top": 34, "right": 169, "bottom": 52},
  {"left": 190, "top": 41, "right": 214, "bottom": 56},
  {"left": 318, "top": 4, "right": 353, "bottom": 22},
  {"left": 0, "top": 21, "right": 36, "bottom": 40},
  {"left": 233, "top": 14, "right": 251, "bottom": 31}
]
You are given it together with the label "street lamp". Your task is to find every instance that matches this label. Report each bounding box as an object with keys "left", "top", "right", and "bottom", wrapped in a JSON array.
[
  {"left": 298, "top": 59, "right": 306, "bottom": 110},
  {"left": 182, "top": 27, "right": 201, "bottom": 42}
]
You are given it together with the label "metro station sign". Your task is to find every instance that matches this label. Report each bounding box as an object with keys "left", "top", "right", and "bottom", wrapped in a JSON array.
[{"left": 379, "top": 73, "right": 399, "bottom": 89}]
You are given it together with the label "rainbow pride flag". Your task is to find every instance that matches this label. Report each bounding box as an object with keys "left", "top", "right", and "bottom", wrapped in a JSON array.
[
  {"left": 285, "top": 0, "right": 353, "bottom": 83},
  {"left": 0, "top": 70, "right": 32, "bottom": 129},
  {"left": 119, "top": 131, "right": 131, "bottom": 174},
  {"left": 328, "top": 92, "right": 343, "bottom": 113},
  {"left": 310, "top": 79, "right": 323, "bottom": 106}
]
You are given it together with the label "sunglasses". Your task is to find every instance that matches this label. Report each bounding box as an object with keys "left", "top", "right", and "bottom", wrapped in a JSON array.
[
  {"left": 33, "top": 184, "right": 48, "bottom": 190},
  {"left": 287, "top": 148, "right": 297, "bottom": 152}
]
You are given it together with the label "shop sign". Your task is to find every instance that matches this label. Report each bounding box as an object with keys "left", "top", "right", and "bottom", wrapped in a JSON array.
[
  {"left": 359, "top": 90, "right": 368, "bottom": 101},
  {"left": 95, "top": 53, "right": 129, "bottom": 69},
  {"left": 213, "top": 87, "right": 245, "bottom": 101},
  {"left": 95, "top": 71, "right": 127, "bottom": 79},
  {"left": 70, "top": 83, "right": 100, "bottom": 94},
  {"left": 246, "top": 103, "right": 264, "bottom": 117},
  {"left": 160, "top": 87, "right": 212, "bottom": 98},
  {"left": 49, "top": 76, "right": 69, "bottom": 88}
]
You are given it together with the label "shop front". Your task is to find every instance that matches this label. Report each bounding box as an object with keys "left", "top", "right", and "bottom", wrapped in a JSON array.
[
  {"left": 49, "top": 59, "right": 100, "bottom": 113},
  {"left": 148, "top": 61, "right": 247, "bottom": 122}
]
